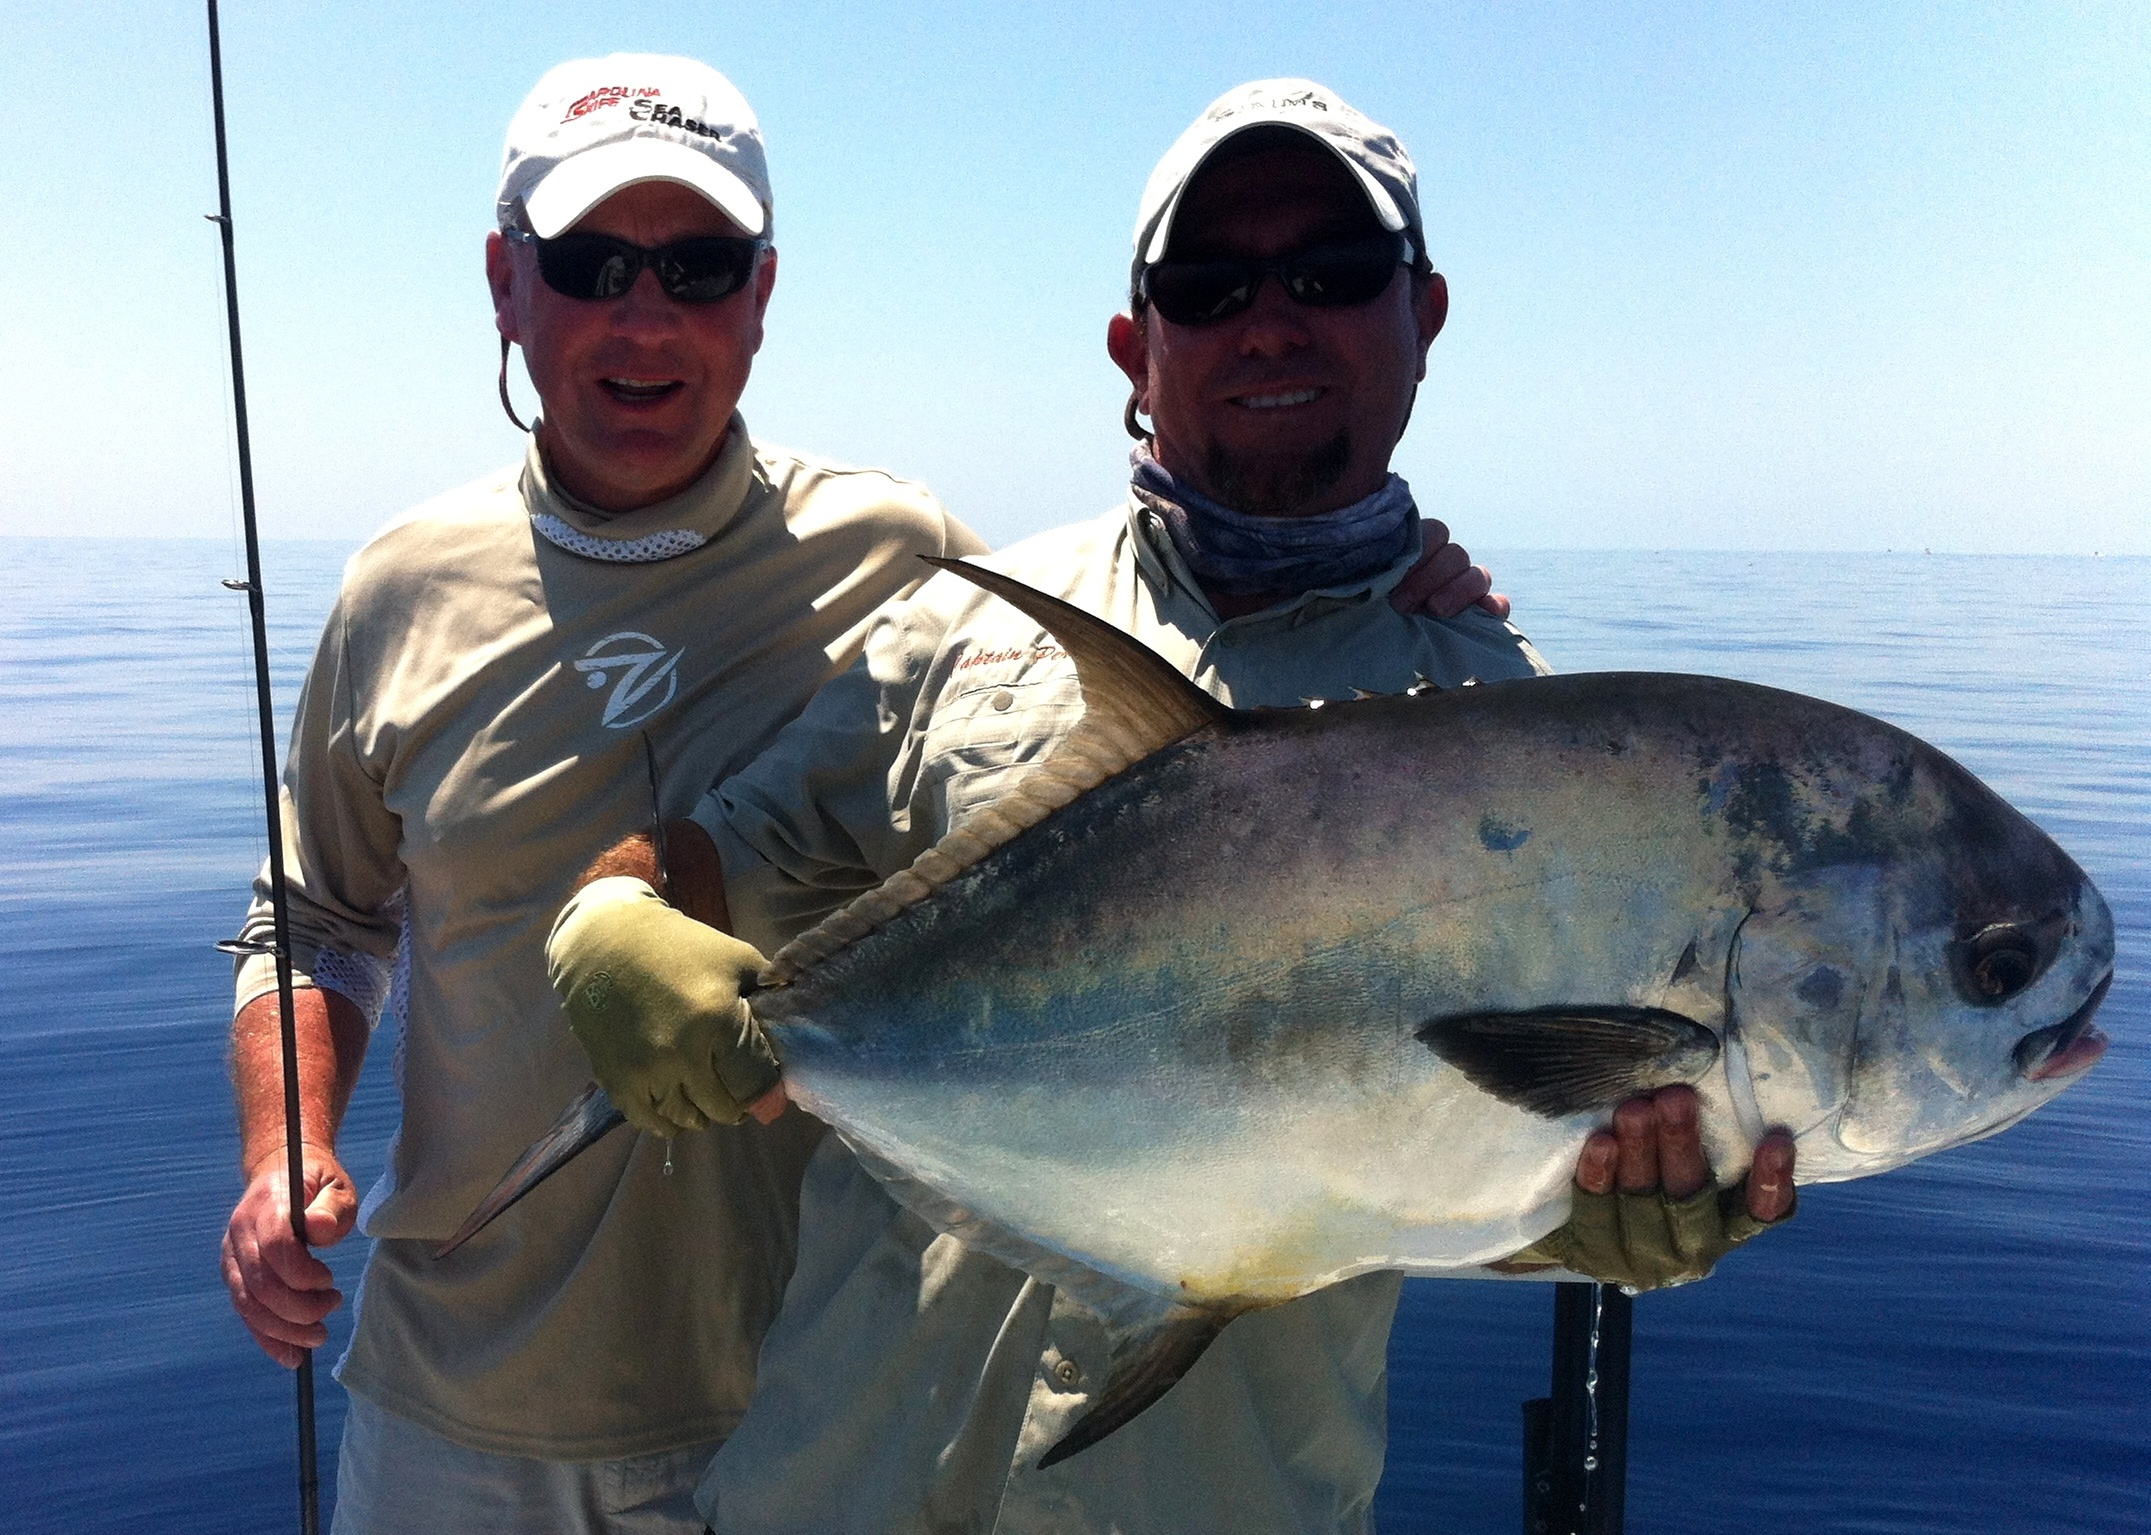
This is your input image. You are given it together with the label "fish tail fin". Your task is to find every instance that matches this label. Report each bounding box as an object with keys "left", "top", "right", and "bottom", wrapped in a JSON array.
[{"left": 1038, "top": 1307, "right": 1235, "bottom": 1468}]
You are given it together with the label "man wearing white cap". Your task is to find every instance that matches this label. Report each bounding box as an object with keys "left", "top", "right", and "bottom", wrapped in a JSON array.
[
  {"left": 219, "top": 56, "right": 1510, "bottom": 1533},
  {"left": 545, "top": 77, "right": 1793, "bottom": 1532},
  {"left": 217, "top": 54, "right": 987, "bottom": 1532}
]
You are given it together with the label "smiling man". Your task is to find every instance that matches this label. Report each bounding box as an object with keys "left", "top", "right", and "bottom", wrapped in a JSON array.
[
  {"left": 217, "top": 55, "right": 984, "bottom": 1533},
  {"left": 540, "top": 80, "right": 1794, "bottom": 1534}
]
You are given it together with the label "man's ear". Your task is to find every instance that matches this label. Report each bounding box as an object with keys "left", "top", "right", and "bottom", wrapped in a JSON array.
[
  {"left": 1413, "top": 271, "right": 1448, "bottom": 380},
  {"left": 485, "top": 229, "right": 520, "bottom": 345},
  {"left": 1105, "top": 310, "right": 1150, "bottom": 407}
]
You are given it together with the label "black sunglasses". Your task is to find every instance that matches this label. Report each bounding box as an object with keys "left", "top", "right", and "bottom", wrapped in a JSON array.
[
  {"left": 1140, "top": 232, "right": 1414, "bottom": 327},
  {"left": 507, "top": 229, "right": 767, "bottom": 304}
]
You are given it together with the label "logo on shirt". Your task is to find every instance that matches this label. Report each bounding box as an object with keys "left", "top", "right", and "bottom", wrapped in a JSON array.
[
  {"left": 575, "top": 633, "right": 682, "bottom": 729},
  {"left": 953, "top": 642, "right": 1066, "bottom": 674}
]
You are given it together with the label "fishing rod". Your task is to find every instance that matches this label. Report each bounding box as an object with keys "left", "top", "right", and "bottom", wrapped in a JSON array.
[{"left": 202, "top": 2, "right": 322, "bottom": 1530}]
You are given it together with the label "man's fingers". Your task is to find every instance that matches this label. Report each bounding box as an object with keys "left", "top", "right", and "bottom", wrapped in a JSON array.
[
  {"left": 1424, "top": 565, "right": 1492, "bottom": 620},
  {"left": 1612, "top": 1096, "right": 1661, "bottom": 1194},
  {"left": 225, "top": 1227, "right": 341, "bottom": 1332},
  {"left": 1652, "top": 1085, "right": 1710, "bottom": 1201},
  {"left": 1575, "top": 1130, "right": 1619, "bottom": 1195},
  {"left": 229, "top": 1272, "right": 316, "bottom": 1367},
  {"left": 1746, "top": 1129, "right": 1797, "bottom": 1222},
  {"left": 1475, "top": 588, "right": 1512, "bottom": 620},
  {"left": 231, "top": 1279, "right": 335, "bottom": 1353},
  {"left": 261, "top": 1225, "right": 337, "bottom": 1295},
  {"left": 1386, "top": 531, "right": 1467, "bottom": 614},
  {"left": 746, "top": 1082, "right": 789, "bottom": 1126},
  {"left": 655, "top": 1082, "right": 712, "bottom": 1133}
]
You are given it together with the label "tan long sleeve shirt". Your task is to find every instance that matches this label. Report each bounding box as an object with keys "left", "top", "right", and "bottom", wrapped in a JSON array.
[
  {"left": 692, "top": 503, "right": 1550, "bottom": 1533},
  {"left": 232, "top": 420, "right": 983, "bottom": 1457}
]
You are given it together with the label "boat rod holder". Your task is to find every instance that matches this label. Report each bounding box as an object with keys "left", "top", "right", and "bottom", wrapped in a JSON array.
[{"left": 1523, "top": 1281, "right": 1633, "bottom": 1535}]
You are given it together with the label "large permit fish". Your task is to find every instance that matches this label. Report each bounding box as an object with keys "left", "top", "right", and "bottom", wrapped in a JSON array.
[{"left": 454, "top": 559, "right": 2116, "bottom": 1464}]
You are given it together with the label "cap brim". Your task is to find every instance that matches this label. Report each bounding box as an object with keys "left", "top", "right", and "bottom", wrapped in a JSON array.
[
  {"left": 525, "top": 138, "right": 766, "bottom": 239},
  {"left": 1139, "top": 124, "right": 1408, "bottom": 267}
]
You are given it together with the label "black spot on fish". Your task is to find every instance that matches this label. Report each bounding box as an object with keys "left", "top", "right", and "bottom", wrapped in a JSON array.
[
  {"left": 1797, "top": 966, "right": 1845, "bottom": 1010},
  {"left": 1670, "top": 941, "right": 1702, "bottom": 984},
  {"left": 1479, "top": 814, "right": 1531, "bottom": 853},
  {"left": 1717, "top": 760, "right": 1889, "bottom": 875}
]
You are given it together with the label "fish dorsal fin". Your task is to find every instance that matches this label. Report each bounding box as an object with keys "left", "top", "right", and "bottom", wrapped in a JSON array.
[
  {"left": 927, "top": 557, "right": 1232, "bottom": 755},
  {"left": 767, "top": 559, "right": 1233, "bottom": 983}
]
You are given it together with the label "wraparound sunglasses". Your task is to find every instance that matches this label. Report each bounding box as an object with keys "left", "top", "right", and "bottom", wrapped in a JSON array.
[
  {"left": 1140, "top": 231, "right": 1415, "bottom": 327},
  {"left": 506, "top": 228, "right": 768, "bottom": 303}
]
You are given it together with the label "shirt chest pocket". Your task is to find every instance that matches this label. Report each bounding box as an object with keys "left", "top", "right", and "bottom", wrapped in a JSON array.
[{"left": 919, "top": 664, "right": 1084, "bottom": 785}]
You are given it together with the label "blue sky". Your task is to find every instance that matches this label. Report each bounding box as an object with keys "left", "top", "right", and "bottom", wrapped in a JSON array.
[{"left": 2, "top": 2, "right": 2145, "bottom": 552}]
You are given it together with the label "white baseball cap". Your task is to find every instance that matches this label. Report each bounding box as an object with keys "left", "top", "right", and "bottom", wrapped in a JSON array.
[
  {"left": 497, "top": 55, "right": 771, "bottom": 240},
  {"left": 1133, "top": 80, "right": 1422, "bottom": 270}
]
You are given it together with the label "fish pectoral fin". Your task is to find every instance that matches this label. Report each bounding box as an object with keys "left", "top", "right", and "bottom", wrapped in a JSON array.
[
  {"left": 1037, "top": 1306, "right": 1235, "bottom": 1469},
  {"left": 1417, "top": 1005, "right": 1721, "bottom": 1119}
]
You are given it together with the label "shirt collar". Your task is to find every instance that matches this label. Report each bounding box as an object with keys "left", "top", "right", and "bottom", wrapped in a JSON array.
[{"left": 520, "top": 414, "right": 760, "bottom": 562}]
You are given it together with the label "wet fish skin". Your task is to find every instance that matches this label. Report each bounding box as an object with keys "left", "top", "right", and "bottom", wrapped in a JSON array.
[{"left": 762, "top": 659, "right": 2109, "bottom": 1323}]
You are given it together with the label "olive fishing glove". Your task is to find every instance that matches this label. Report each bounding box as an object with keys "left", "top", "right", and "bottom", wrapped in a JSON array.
[
  {"left": 547, "top": 876, "right": 780, "bottom": 1136},
  {"left": 1501, "top": 1182, "right": 1796, "bottom": 1292}
]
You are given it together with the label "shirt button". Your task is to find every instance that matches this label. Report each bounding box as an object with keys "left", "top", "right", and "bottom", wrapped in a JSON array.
[
  {"left": 1053, "top": 1358, "right": 1082, "bottom": 1388},
  {"left": 991, "top": 689, "right": 1015, "bottom": 712}
]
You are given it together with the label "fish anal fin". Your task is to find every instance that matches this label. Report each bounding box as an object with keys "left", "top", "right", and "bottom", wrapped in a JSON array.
[
  {"left": 1417, "top": 1005, "right": 1720, "bottom": 1119},
  {"left": 768, "top": 560, "right": 1236, "bottom": 984},
  {"left": 1038, "top": 1308, "right": 1234, "bottom": 1468}
]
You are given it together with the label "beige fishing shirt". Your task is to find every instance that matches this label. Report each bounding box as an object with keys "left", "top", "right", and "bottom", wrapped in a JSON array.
[
  {"left": 692, "top": 503, "right": 1551, "bottom": 1533},
  {"left": 231, "top": 420, "right": 983, "bottom": 1458}
]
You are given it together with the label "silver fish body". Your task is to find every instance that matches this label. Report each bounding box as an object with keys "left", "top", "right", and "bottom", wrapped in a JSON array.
[{"left": 760, "top": 665, "right": 2113, "bottom": 1311}]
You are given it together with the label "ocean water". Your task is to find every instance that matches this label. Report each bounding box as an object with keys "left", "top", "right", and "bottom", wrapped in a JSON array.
[{"left": 0, "top": 537, "right": 2143, "bottom": 1533}]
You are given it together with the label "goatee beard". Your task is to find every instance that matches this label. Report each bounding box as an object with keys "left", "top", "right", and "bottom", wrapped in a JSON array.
[{"left": 1202, "top": 431, "right": 1352, "bottom": 518}]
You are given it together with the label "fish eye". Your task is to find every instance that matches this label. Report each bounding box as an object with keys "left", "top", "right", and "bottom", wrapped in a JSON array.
[{"left": 1964, "top": 925, "right": 2040, "bottom": 1003}]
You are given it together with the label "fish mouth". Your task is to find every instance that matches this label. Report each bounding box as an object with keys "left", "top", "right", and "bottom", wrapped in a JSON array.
[{"left": 2014, "top": 972, "right": 2112, "bottom": 1082}]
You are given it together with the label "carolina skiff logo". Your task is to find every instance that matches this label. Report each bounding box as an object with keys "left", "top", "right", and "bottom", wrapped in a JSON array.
[
  {"left": 574, "top": 632, "right": 682, "bottom": 729},
  {"left": 562, "top": 85, "right": 660, "bottom": 122}
]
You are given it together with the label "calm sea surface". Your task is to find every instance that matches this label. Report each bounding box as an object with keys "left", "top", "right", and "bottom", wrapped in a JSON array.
[{"left": 0, "top": 537, "right": 2144, "bottom": 1533}]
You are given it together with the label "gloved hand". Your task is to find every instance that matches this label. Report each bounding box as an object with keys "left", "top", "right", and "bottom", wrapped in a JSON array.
[
  {"left": 1513, "top": 1180, "right": 1796, "bottom": 1292},
  {"left": 546, "top": 876, "right": 780, "bottom": 1135},
  {"left": 1491, "top": 1089, "right": 1797, "bottom": 1291}
]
